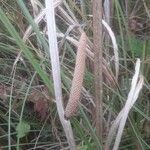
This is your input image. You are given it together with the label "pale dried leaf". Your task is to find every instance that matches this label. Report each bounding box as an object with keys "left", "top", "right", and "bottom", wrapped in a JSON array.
[
  {"left": 105, "top": 59, "right": 144, "bottom": 150},
  {"left": 45, "top": 0, "right": 75, "bottom": 149}
]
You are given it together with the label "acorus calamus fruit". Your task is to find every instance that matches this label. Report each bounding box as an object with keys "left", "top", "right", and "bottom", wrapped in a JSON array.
[{"left": 64, "top": 32, "right": 87, "bottom": 119}]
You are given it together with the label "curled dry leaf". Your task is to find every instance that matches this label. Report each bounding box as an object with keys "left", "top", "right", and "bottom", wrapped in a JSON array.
[{"left": 64, "top": 32, "right": 87, "bottom": 119}]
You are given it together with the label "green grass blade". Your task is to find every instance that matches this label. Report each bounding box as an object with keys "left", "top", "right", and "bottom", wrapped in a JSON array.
[
  {"left": 79, "top": 106, "right": 103, "bottom": 150},
  {"left": 0, "top": 8, "right": 53, "bottom": 94}
]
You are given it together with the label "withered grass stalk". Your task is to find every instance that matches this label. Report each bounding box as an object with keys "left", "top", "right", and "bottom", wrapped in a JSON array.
[{"left": 93, "top": 0, "right": 103, "bottom": 142}]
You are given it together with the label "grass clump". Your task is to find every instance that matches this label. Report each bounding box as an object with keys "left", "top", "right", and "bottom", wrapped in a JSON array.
[{"left": 0, "top": 0, "right": 149, "bottom": 149}]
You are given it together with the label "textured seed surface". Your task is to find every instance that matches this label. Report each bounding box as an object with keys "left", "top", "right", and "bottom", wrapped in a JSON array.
[{"left": 64, "top": 32, "right": 87, "bottom": 119}]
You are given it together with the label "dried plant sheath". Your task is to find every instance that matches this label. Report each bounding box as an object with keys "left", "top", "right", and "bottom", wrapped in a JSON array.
[{"left": 64, "top": 32, "right": 87, "bottom": 119}]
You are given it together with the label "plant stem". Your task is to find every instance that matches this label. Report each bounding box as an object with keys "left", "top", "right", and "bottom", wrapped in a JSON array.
[{"left": 93, "top": 0, "right": 103, "bottom": 142}]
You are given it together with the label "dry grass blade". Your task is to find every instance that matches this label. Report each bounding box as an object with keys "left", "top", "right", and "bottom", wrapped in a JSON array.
[
  {"left": 45, "top": 0, "right": 75, "bottom": 149},
  {"left": 142, "top": 0, "right": 150, "bottom": 18},
  {"left": 59, "top": 24, "right": 80, "bottom": 50},
  {"left": 112, "top": 59, "right": 144, "bottom": 150},
  {"left": 23, "top": 5, "right": 118, "bottom": 87},
  {"left": 23, "top": 9, "right": 45, "bottom": 41},
  {"left": 102, "top": 20, "right": 119, "bottom": 79},
  {"left": 105, "top": 59, "right": 144, "bottom": 150},
  {"left": 30, "top": 0, "right": 39, "bottom": 16},
  {"left": 23, "top": 0, "right": 62, "bottom": 41},
  {"left": 104, "top": 0, "right": 111, "bottom": 25},
  {"left": 57, "top": 6, "right": 77, "bottom": 25},
  {"left": 57, "top": 32, "right": 118, "bottom": 88},
  {"left": 64, "top": 32, "right": 87, "bottom": 119}
]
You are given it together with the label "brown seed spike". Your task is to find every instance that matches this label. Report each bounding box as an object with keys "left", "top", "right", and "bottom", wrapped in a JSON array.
[{"left": 64, "top": 32, "right": 87, "bottom": 119}]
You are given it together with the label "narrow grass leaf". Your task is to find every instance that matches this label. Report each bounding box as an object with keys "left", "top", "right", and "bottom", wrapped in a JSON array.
[
  {"left": 0, "top": 8, "right": 53, "bottom": 93},
  {"left": 79, "top": 106, "right": 103, "bottom": 150},
  {"left": 105, "top": 59, "right": 144, "bottom": 150},
  {"left": 45, "top": 0, "right": 75, "bottom": 149},
  {"left": 102, "top": 20, "right": 119, "bottom": 79},
  {"left": 17, "top": 0, "right": 49, "bottom": 51},
  {"left": 23, "top": 0, "right": 62, "bottom": 42},
  {"left": 113, "top": 75, "right": 144, "bottom": 150}
]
